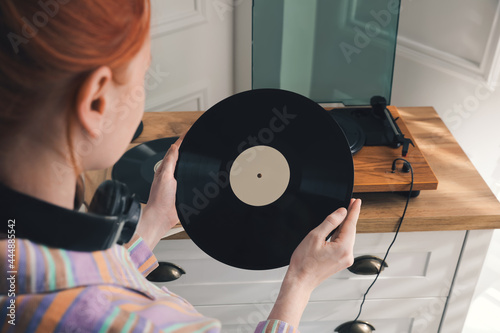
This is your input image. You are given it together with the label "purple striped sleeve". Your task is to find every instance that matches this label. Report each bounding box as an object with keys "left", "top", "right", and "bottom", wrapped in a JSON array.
[
  {"left": 255, "top": 320, "right": 298, "bottom": 333},
  {"left": 123, "top": 235, "right": 159, "bottom": 276}
]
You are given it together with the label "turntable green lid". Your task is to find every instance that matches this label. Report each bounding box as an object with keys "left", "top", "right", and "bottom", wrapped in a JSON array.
[{"left": 252, "top": 0, "right": 401, "bottom": 106}]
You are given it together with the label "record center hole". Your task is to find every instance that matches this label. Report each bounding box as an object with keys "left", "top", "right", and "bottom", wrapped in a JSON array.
[{"left": 257, "top": 173, "right": 262, "bottom": 179}]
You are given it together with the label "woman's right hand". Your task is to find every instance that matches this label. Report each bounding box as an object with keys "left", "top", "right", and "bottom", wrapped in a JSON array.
[
  {"left": 265, "top": 199, "right": 361, "bottom": 329},
  {"left": 287, "top": 198, "right": 361, "bottom": 291}
]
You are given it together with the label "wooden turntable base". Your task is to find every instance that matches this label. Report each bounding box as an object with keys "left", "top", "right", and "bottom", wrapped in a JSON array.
[{"left": 332, "top": 105, "right": 439, "bottom": 193}]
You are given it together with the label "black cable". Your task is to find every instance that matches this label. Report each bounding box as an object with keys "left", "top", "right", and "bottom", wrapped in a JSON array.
[{"left": 349, "top": 158, "right": 414, "bottom": 328}]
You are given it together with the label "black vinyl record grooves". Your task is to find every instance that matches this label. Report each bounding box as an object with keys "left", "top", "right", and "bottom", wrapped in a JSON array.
[
  {"left": 330, "top": 112, "right": 366, "bottom": 155},
  {"left": 112, "top": 137, "right": 179, "bottom": 203},
  {"left": 175, "top": 89, "right": 354, "bottom": 270}
]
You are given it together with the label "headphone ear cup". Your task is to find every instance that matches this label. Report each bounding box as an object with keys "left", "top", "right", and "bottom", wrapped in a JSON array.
[
  {"left": 89, "top": 180, "right": 128, "bottom": 216},
  {"left": 89, "top": 180, "right": 141, "bottom": 245}
]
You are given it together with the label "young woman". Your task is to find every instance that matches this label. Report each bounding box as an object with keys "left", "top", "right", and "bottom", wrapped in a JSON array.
[{"left": 0, "top": 1, "right": 361, "bottom": 332}]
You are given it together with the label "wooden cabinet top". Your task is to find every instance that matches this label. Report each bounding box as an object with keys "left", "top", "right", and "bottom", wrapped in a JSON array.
[{"left": 87, "top": 107, "right": 500, "bottom": 235}]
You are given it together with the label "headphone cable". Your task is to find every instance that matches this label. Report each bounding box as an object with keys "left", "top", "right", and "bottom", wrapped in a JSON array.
[{"left": 350, "top": 158, "right": 414, "bottom": 326}]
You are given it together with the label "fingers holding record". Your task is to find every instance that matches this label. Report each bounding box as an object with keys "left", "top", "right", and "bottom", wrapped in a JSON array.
[{"left": 112, "top": 137, "right": 181, "bottom": 203}]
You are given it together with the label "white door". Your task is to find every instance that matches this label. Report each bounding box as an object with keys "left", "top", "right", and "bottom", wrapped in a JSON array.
[{"left": 146, "top": 0, "right": 234, "bottom": 112}]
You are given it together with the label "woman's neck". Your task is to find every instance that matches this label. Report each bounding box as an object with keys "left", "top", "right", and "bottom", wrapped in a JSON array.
[{"left": 0, "top": 135, "right": 77, "bottom": 210}]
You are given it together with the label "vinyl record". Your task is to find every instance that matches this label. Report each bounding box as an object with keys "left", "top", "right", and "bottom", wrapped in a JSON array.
[
  {"left": 175, "top": 89, "right": 354, "bottom": 270},
  {"left": 329, "top": 111, "right": 366, "bottom": 155},
  {"left": 112, "top": 137, "right": 179, "bottom": 203},
  {"left": 132, "top": 121, "right": 144, "bottom": 142}
]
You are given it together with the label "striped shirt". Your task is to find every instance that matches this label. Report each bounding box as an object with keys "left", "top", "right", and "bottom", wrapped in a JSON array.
[{"left": 0, "top": 236, "right": 297, "bottom": 332}]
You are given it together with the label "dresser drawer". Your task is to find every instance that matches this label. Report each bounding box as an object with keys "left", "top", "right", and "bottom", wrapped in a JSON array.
[
  {"left": 197, "top": 297, "right": 445, "bottom": 333},
  {"left": 153, "top": 230, "right": 465, "bottom": 305}
]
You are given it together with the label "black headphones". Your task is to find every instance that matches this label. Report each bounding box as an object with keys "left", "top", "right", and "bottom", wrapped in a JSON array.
[{"left": 0, "top": 180, "right": 141, "bottom": 252}]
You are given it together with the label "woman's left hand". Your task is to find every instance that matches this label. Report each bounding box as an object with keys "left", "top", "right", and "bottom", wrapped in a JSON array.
[{"left": 136, "top": 136, "right": 183, "bottom": 250}]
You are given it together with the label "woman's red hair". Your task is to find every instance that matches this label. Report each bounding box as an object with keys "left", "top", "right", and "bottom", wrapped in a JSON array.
[{"left": 0, "top": 0, "right": 151, "bottom": 138}]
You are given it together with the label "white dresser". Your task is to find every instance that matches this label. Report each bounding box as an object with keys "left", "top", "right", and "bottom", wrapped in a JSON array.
[{"left": 153, "top": 230, "right": 467, "bottom": 333}]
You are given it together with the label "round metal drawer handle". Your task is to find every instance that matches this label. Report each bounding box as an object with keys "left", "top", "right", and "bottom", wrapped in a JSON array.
[
  {"left": 335, "top": 320, "right": 376, "bottom": 333},
  {"left": 347, "top": 255, "right": 388, "bottom": 275},
  {"left": 146, "top": 262, "right": 186, "bottom": 282}
]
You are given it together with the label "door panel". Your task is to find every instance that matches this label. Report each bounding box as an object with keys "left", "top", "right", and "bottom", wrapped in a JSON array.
[{"left": 147, "top": 0, "right": 234, "bottom": 112}]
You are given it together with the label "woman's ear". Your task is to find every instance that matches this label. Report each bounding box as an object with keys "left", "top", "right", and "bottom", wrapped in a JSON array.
[{"left": 75, "top": 66, "right": 113, "bottom": 138}]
